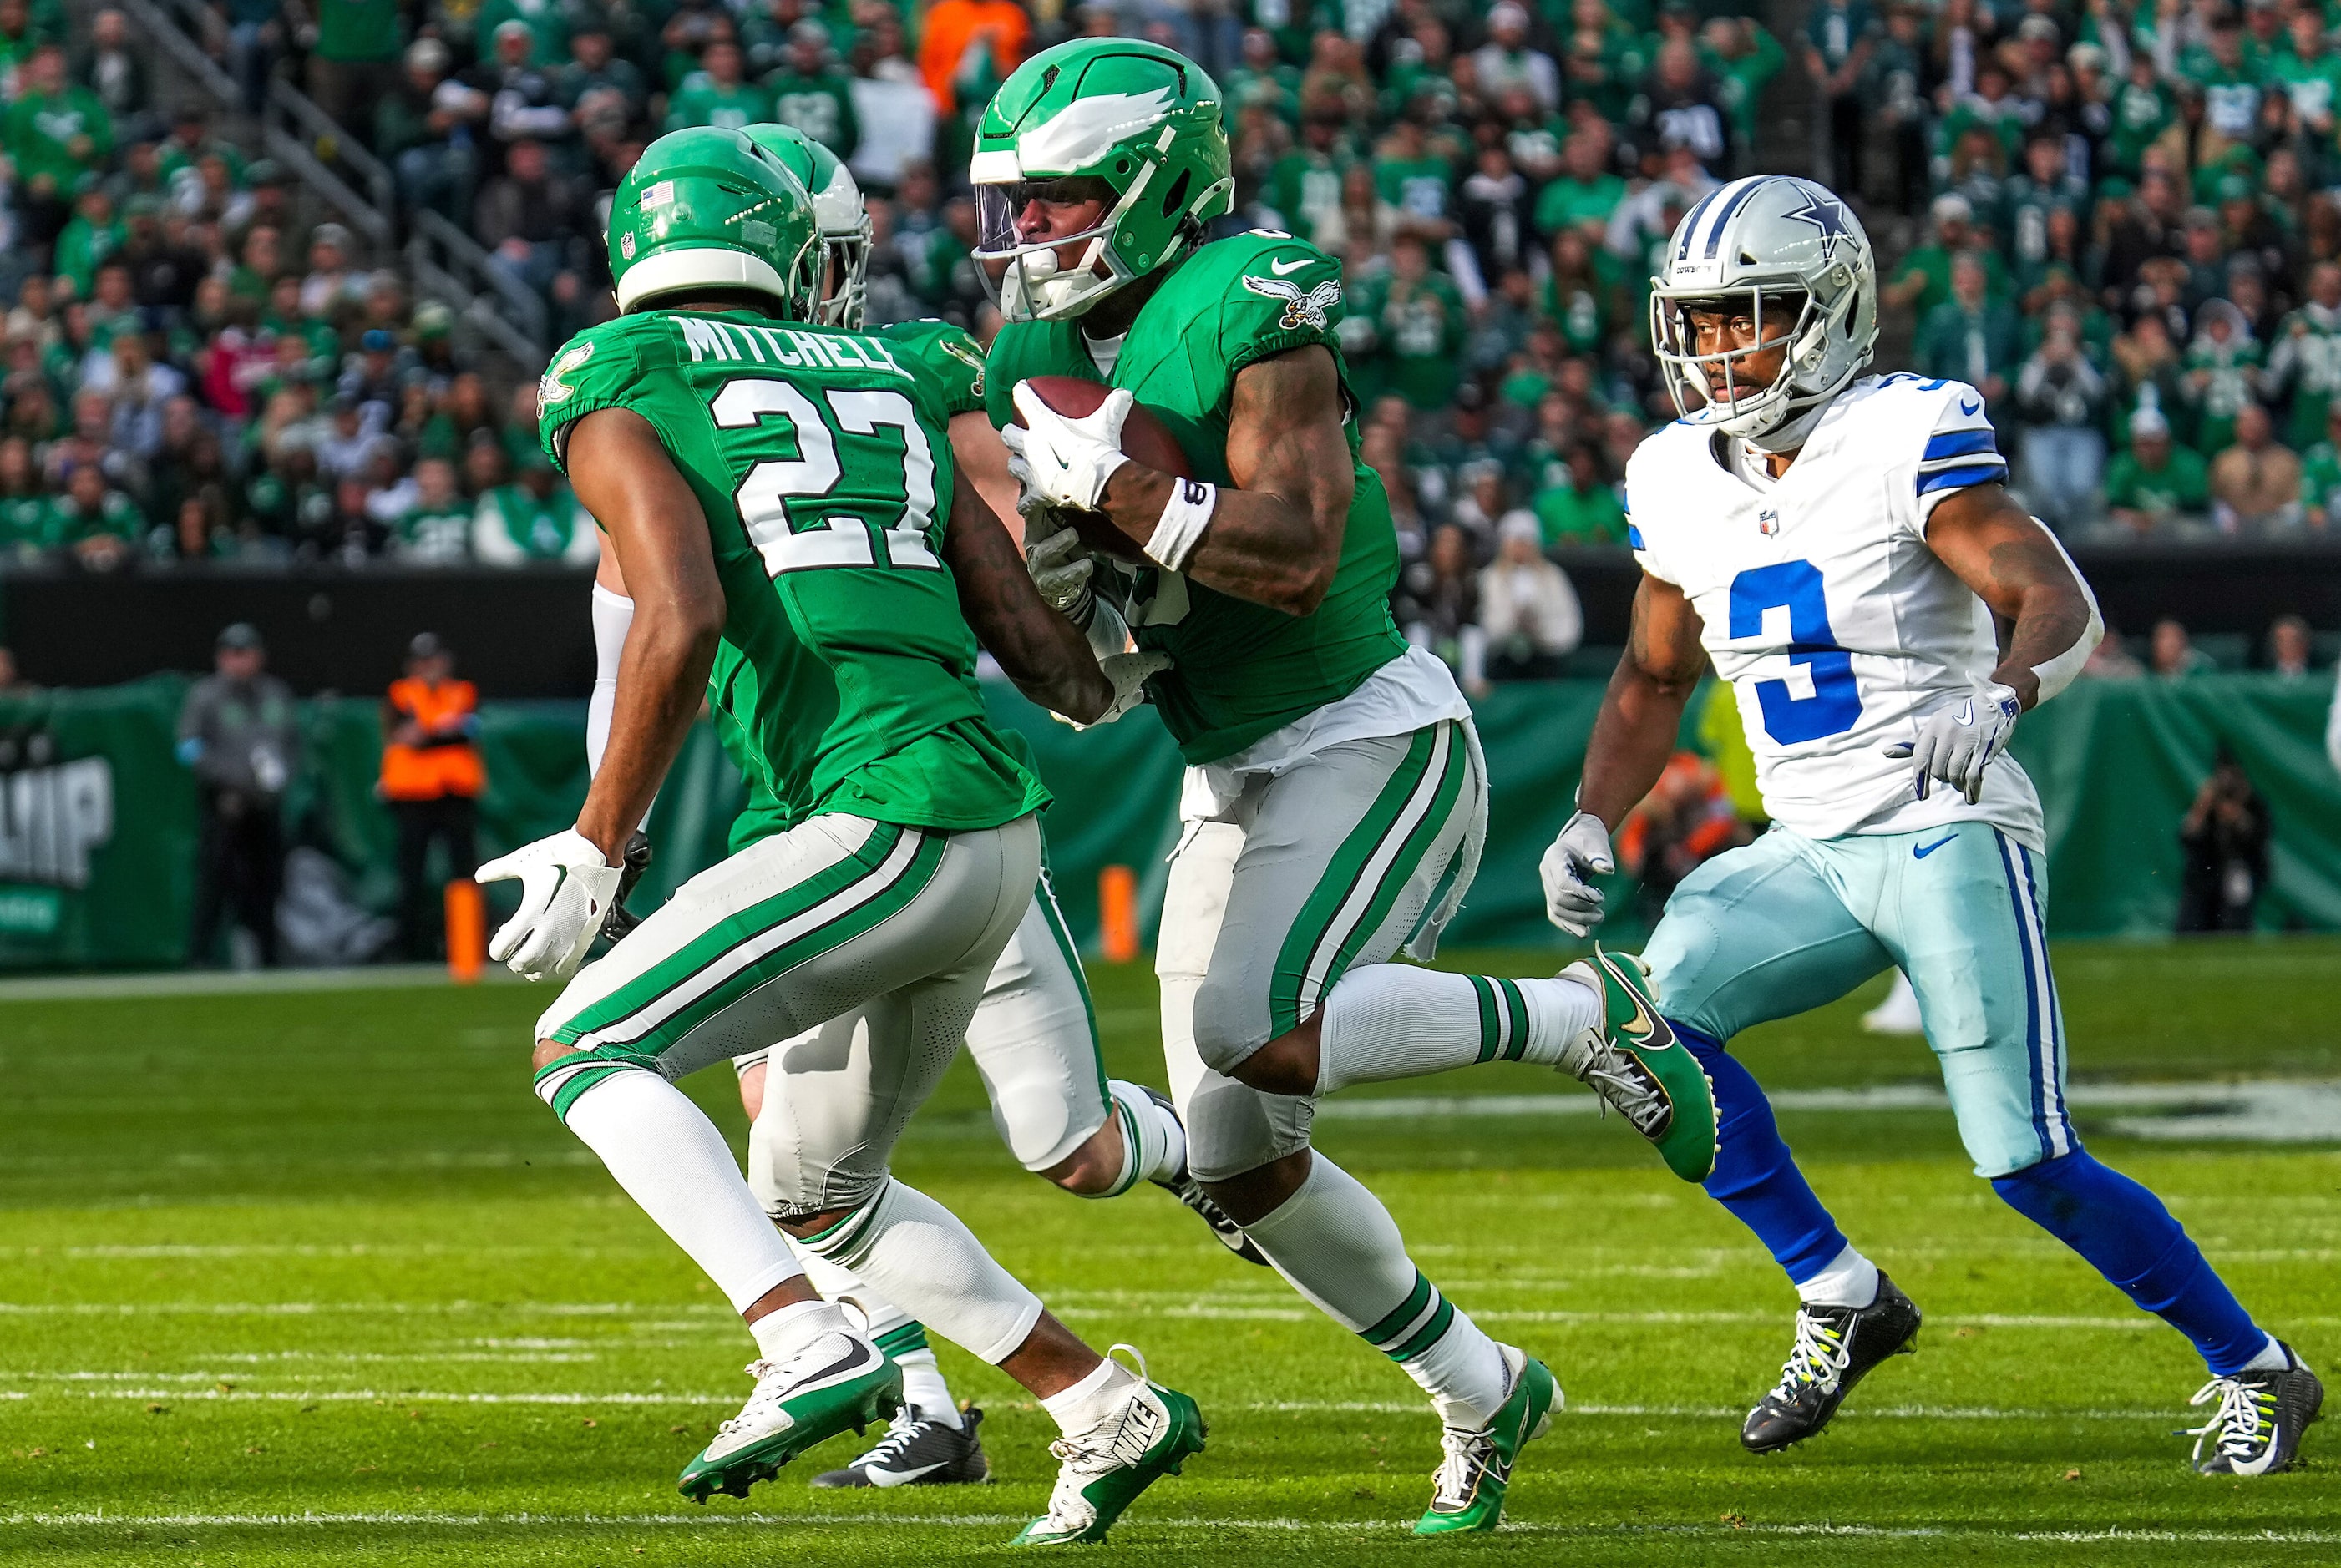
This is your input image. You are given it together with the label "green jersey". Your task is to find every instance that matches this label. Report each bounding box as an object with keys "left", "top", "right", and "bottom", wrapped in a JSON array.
[
  {"left": 719, "top": 316, "right": 1011, "bottom": 852},
  {"left": 662, "top": 73, "right": 774, "bottom": 133},
  {"left": 766, "top": 68, "right": 860, "bottom": 159},
  {"left": 540, "top": 307, "right": 1046, "bottom": 837},
  {"left": 985, "top": 231, "right": 1411, "bottom": 766}
]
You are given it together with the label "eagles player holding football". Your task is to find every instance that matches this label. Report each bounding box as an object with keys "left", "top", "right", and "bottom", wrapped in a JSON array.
[
  {"left": 582, "top": 123, "right": 1249, "bottom": 1495},
  {"left": 1543, "top": 173, "right": 2321, "bottom": 1474},
  {"left": 973, "top": 40, "right": 1717, "bottom": 1534},
  {"left": 482, "top": 126, "right": 1203, "bottom": 1545}
]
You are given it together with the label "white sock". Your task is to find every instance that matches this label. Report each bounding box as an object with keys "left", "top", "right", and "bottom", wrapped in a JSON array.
[
  {"left": 1038, "top": 1353, "right": 1138, "bottom": 1435},
  {"left": 1797, "top": 1243, "right": 1882, "bottom": 1310},
  {"left": 552, "top": 1068, "right": 803, "bottom": 1314},
  {"left": 748, "top": 1296, "right": 850, "bottom": 1363},
  {"left": 785, "top": 1241, "right": 961, "bottom": 1429},
  {"left": 1243, "top": 1155, "right": 1509, "bottom": 1428},
  {"left": 800, "top": 1178, "right": 1044, "bottom": 1364},
  {"left": 2243, "top": 1335, "right": 2292, "bottom": 1373},
  {"left": 891, "top": 1348, "right": 962, "bottom": 1429},
  {"left": 1099, "top": 1080, "right": 1187, "bottom": 1196},
  {"left": 1314, "top": 965, "right": 1603, "bottom": 1094}
]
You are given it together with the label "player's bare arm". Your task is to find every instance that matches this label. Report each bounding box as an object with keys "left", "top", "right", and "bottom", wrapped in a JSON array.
[
  {"left": 942, "top": 464, "right": 1114, "bottom": 722},
  {"left": 1578, "top": 574, "right": 1711, "bottom": 827},
  {"left": 950, "top": 409, "right": 1027, "bottom": 548},
  {"left": 1920, "top": 482, "right": 2099, "bottom": 711},
  {"left": 566, "top": 407, "right": 727, "bottom": 862},
  {"left": 1095, "top": 346, "right": 1354, "bottom": 615}
]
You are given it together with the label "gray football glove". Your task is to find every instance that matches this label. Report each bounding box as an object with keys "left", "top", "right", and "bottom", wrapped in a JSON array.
[
  {"left": 1538, "top": 809, "right": 1615, "bottom": 937},
  {"left": 1884, "top": 678, "right": 2022, "bottom": 804}
]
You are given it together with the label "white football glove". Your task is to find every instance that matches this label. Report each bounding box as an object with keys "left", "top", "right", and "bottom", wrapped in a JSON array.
[
  {"left": 1060, "top": 650, "right": 1173, "bottom": 730},
  {"left": 1025, "top": 513, "right": 1096, "bottom": 616},
  {"left": 1538, "top": 809, "right": 1615, "bottom": 938},
  {"left": 1003, "top": 382, "right": 1132, "bottom": 513},
  {"left": 1884, "top": 677, "right": 2022, "bottom": 804},
  {"left": 475, "top": 828, "right": 623, "bottom": 982}
]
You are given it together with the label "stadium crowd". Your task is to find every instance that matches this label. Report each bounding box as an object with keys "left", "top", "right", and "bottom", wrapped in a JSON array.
[{"left": 0, "top": 0, "right": 2329, "bottom": 678}]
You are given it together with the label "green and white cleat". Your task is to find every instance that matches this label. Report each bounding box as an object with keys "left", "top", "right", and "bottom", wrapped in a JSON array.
[
  {"left": 1556, "top": 947, "right": 1718, "bottom": 1182},
  {"left": 1011, "top": 1346, "right": 1206, "bottom": 1545},
  {"left": 677, "top": 1333, "right": 902, "bottom": 1503},
  {"left": 1413, "top": 1344, "right": 1559, "bottom": 1536}
]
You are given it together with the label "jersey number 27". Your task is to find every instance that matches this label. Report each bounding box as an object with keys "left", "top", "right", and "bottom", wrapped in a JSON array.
[{"left": 712, "top": 378, "right": 940, "bottom": 576}]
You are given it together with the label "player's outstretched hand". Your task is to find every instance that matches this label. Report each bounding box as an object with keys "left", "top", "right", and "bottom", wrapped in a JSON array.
[
  {"left": 1025, "top": 514, "right": 1097, "bottom": 618},
  {"left": 476, "top": 828, "right": 623, "bottom": 983},
  {"left": 1540, "top": 810, "right": 1614, "bottom": 937},
  {"left": 1062, "top": 650, "right": 1173, "bottom": 731},
  {"left": 1884, "top": 677, "right": 2021, "bottom": 805},
  {"left": 1006, "top": 382, "right": 1132, "bottom": 513}
]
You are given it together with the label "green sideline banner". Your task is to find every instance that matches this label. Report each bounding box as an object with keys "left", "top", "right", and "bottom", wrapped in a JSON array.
[{"left": 2, "top": 673, "right": 2337, "bottom": 969}]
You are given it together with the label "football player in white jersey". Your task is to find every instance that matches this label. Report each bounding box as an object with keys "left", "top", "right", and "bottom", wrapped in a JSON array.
[{"left": 1541, "top": 174, "right": 2322, "bottom": 1474}]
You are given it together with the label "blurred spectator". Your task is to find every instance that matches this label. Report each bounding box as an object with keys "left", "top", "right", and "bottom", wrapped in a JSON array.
[
  {"left": 380, "top": 633, "right": 484, "bottom": 962},
  {"left": 2082, "top": 627, "right": 2147, "bottom": 680},
  {"left": 301, "top": 0, "right": 403, "bottom": 144},
  {"left": 1480, "top": 514, "right": 1583, "bottom": 680},
  {"left": 2176, "top": 754, "right": 2269, "bottom": 934},
  {"left": 473, "top": 450, "right": 594, "bottom": 564},
  {"left": 178, "top": 623, "right": 296, "bottom": 968},
  {"left": 1396, "top": 523, "right": 1487, "bottom": 698},
  {"left": 5, "top": 45, "right": 114, "bottom": 251},
  {"left": 73, "top": 12, "right": 150, "bottom": 137},
  {"left": 1917, "top": 253, "right": 2018, "bottom": 407},
  {"left": 1472, "top": 4, "right": 1560, "bottom": 114},
  {"left": 2208, "top": 403, "right": 2303, "bottom": 534},
  {"left": 380, "top": 38, "right": 487, "bottom": 220},
  {"left": 1803, "top": 0, "right": 1876, "bottom": 193},
  {"left": 1532, "top": 442, "right": 1628, "bottom": 547},
  {"left": 2014, "top": 316, "right": 2109, "bottom": 531},
  {"left": 2267, "top": 615, "right": 2315, "bottom": 679},
  {"left": 395, "top": 457, "right": 472, "bottom": 564},
  {"left": 2104, "top": 408, "right": 2209, "bottom": 538},
  {"left": 768, "top": 22, "right": 859, "bottom": 160},
  {"left": 664, "top": 38, "right": 771, "bottom": 133},
  {"left": 1622, "top": 751, "right": 1754, "bottom": 923},
  {"left": 2151, "top": 618, "right": 2217, "bottom": 680},
  {"left": 474, "top": 138, "right": 590, "bottom": 306}
]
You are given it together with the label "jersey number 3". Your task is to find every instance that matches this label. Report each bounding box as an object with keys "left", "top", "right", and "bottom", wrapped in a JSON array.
[
  {"left": 1728, "top": 560, "right": 1862, "bottom": 743},
  {"left": 712, "top": 379, "right": 940, "bottom": 576}
]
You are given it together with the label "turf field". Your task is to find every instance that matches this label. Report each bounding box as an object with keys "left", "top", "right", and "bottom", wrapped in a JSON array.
[{"left": 2, "top": 939, "right": 2336, "bottom": 1565}]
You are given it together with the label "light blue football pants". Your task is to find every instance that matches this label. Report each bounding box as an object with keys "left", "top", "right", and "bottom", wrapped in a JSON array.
[{"left": 1644, "top": 819, "right": 2072, "bottom": 1178}]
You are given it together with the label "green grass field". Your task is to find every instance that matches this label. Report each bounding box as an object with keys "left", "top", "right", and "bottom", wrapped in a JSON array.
[{"left": 3, "top": 940, "right": 2337, "bottom": 1565}]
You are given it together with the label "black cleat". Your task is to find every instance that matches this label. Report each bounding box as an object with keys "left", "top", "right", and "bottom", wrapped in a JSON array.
[
  {"left": 1741, "top": 1273, "right": 1923, "bottom": 1454},
  {"left": 1141, "top": 1086, "right": 1268, "bottom": 1266},
  {"left": 2189, "top": 1343, "right": 2323, "bottom": 1475},
  {"left": 811, "top": 1404, "right": 992, "bottom": 1488}
]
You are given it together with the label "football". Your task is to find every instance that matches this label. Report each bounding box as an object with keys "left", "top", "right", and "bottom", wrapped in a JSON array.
[{"left": 1012, "top": 377, "right": 1193, "bottom": 564}]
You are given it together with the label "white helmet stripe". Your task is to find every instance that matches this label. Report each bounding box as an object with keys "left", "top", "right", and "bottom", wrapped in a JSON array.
[
  {"left": 1695, "top": 176, "right": 1769, "bottom": 262},
  {"left": 1674, "top": 185, "right": 1725, "bottom": 261}
]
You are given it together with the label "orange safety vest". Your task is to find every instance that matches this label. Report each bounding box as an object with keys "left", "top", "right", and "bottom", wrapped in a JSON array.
[{"left": 380, "top": 676, "right": 485, "bottom": 801}]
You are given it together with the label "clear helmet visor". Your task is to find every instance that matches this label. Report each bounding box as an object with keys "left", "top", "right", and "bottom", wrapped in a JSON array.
[{"left": 971, "top": 176, "right": 1137, "bottom": 321}]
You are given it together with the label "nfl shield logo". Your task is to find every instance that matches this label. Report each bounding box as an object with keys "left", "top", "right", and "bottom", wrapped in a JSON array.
[
  {"left": 621, "top": 232, "right": 637, "bottom": 260},
  {"left": 1758, "top": 507, "right": 1780, "bottom": 537}
]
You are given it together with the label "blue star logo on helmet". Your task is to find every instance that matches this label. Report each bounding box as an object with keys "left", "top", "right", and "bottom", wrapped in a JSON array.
[{"left": 1782, "top": 189, "right": 1857, "bottom": 264}]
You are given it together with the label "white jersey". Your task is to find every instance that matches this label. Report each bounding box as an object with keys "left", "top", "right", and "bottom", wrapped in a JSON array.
[{"left": 1624, "top": 372, "right": 2045, "bottom": 848}]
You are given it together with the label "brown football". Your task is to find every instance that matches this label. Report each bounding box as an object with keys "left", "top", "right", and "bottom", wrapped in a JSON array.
[{"left": 1012, "top": 376, "right": 1193, "bottom": 564}]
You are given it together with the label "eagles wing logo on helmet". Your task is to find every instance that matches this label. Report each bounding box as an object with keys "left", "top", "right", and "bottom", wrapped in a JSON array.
[{"left": 1242, "top": 275, "right": 1342, "bottom": 333}]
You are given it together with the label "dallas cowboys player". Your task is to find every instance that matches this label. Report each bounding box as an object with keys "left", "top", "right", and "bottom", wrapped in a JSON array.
[{"left": 1543, "top": 175, "right": 2323, "bottom": 1474}]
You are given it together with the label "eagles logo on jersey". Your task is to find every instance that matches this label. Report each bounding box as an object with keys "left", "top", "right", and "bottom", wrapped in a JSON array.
[{"left": 1242, "top": 274, "right": 1343, "bottom": 334}]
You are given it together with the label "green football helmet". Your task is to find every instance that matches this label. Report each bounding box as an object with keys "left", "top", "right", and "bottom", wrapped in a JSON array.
[
  {"left": 607, "top": 126, "right": 820, "bottom": 318},
  {"left": 970, "top": 39, "right": 1233, "bottom": 321},
  {"left": 742, "top": 124, "right": 874, "bottom": 329}
]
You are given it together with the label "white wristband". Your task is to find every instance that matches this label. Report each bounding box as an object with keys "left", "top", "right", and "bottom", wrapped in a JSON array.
[
  {"left": 1145, "top": 478, "right": 1216, "bottom": 572},
  {"left": 2024, "top": 520, "right": 2104, "bottom": 706}
]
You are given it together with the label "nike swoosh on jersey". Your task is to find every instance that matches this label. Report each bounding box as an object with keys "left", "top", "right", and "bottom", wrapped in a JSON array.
[
  {"left": 1913, "top": 833, "right": 1958, "bottom": 859},
  {"left": 1269, "top": 256, "right": 1311, "bottom": 275},
  {"left": 1958, "top": 395, "right": 1982, "bottom": 415}
]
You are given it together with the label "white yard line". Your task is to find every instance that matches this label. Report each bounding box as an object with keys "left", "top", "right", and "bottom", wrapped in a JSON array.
[
  {"left": 0, "top": 964, "right": 499, "bottom": 1002},
  {"left": 0, "top": 1511, "right": 2331, "bottom": 1545}
]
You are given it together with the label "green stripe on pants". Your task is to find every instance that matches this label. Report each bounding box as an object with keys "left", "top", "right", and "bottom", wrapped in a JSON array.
[{"left": 1268, "top": 725, "right": 1443, "bottom": 1038}]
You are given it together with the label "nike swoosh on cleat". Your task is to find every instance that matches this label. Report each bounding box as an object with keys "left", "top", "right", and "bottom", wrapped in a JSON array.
[
  {"left": 1913, "top": 834, "right": 1958, "bottom": 859},
  {"left": 792, "top": 1340, "right": 882, "bottom": 1392},
  {"left": 865, "top": 1460, "right": 949, "bottom": 1485},
  {"left": 1269, "top": 255, "right": 1311, "bottom": 274}
]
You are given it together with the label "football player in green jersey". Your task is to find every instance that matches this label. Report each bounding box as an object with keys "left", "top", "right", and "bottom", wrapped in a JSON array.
[
  {"left": 975, "top": 40, "right": 1715, "bottom": 1534},
  {"left": 583, "top": 121, "right": 1259, "bottom": 1495},
  {"left": 483, "top": 127, "right": 1203, "bottom": 1544}
]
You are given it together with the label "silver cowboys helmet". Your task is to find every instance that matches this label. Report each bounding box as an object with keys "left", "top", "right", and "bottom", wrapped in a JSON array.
[{"left": 1649, "top": 175, "right": 1877, "bottom": 444}]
